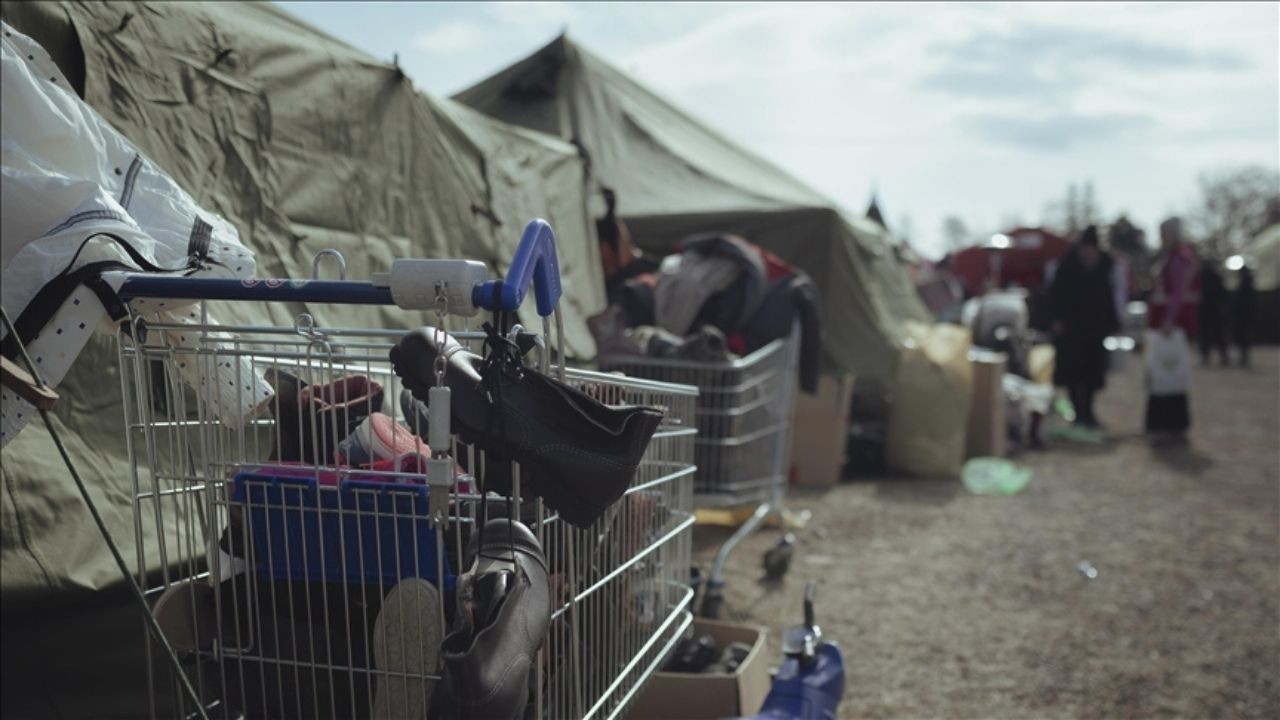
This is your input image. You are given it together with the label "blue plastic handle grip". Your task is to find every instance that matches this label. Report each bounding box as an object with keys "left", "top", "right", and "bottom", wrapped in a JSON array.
[{"left": 473, "top": 219, "right": 562, "bottom": 316}]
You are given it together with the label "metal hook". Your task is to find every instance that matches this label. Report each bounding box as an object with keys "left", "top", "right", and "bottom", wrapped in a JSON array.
[
  {"left": 312, "top": 249, "right": 347, "bottom": 281},
  {"left": 293, "top": 312, "right": 325, "bottom": 342},
  {"left": 128, "top": 312, "right": 150, "bottom": 346}
]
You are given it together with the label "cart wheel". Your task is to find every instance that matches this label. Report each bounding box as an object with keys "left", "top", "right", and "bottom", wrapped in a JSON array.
[
  {"left": 762, "top": 533, "right": 795, "bottom": 581},
  {"left": 700, "top": 580, "right": 724, "bottom": 619}
]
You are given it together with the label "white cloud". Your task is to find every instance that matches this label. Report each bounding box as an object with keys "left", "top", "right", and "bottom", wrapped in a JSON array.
[
  {"left": 602, "top": 2, "right": 1278, "bottom": 254},
  {"left": 484, "top": 1, "right": 579, "bottom": 31},
  {"left": 414, "top": 21, "right": 488, "bottom": 54},
  {"left": 295, "top": 1, "right": 1279, "bottom": 256}
]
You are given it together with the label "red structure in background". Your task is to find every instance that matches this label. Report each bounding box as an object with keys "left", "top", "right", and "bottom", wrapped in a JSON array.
[{"left": 949, "top": 227, "right": 1072, "bottom": 298}]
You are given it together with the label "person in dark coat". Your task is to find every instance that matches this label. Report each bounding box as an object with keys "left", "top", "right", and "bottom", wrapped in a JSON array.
[
  {"left": 1049, "top": 226, "right": 1119, "bottom": 428},
  {"left": 1232, "top": 265, "right": 1256, "bottom": 367},
  {"left": 1198, "top": 261, "right": 1229, "bottom": 366}
]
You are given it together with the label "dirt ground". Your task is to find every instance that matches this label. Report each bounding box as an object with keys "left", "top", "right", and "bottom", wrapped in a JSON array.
[{"left": 692, "top": 347, "right": 1279, "bottom": 719}]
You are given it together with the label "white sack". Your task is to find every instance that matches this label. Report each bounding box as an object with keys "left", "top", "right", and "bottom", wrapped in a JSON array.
[
  {"left": 1, "top": 22, "right": 268, "bottom": 446},
  {"left": 1145, "top": 329, "right": 1192, "bottom": 397}
]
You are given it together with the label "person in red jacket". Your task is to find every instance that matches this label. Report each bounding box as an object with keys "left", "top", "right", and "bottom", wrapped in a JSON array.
[{"left": 1146, "top": 217, "right": 1199, "bottom": 436}]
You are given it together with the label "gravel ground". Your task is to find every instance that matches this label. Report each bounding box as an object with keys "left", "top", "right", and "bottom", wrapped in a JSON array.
[{"left": 692, "top": 346, "right": 1279, "bottom": 719}]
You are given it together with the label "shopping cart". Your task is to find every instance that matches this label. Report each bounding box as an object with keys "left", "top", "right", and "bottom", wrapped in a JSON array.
[
  {"left": 113, "top": 220, "right": 698, "bottom": 720},
  {"left": 599, "top": 325, "right": 801, "bottom": 618}
]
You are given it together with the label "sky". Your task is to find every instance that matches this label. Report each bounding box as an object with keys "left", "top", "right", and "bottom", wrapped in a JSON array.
[{"left": 280, "top": 1, "right": 1279, "bottom": 258}]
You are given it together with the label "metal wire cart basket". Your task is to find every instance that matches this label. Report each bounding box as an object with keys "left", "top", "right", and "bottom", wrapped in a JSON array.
[
  {"left": 115, "top": 221, "right": 698, "bottom": 719},
  {"left": 600, "top": 333, "right": 798, "bottom": 508},
  {"left": 599, "top": 326, "right": 801, "bottom": 617}
]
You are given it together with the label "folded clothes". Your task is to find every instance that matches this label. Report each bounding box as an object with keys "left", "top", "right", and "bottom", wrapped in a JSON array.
[
  {"left": 336, "top": 412, "right": 427, "bottom": 465},
  {"left": 267, "top": 370, "right": 384, "bottom": 465},
  {"left": 634, "top": 324, "right": 732, "bottom": 362},
  {"left": 656, "top": 233, "right": 768, "bottom": 337},
  {"left": 589, "top": 304, "right": 734, "bottom": 363}
]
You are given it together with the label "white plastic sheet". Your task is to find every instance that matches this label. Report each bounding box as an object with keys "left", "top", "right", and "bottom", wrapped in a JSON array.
[
  {"left": 0, "top": 22, "right": 266, "bottom": 446},
  {"left": 1002, "top": 373, "right": 1054, "bottom": 415}
]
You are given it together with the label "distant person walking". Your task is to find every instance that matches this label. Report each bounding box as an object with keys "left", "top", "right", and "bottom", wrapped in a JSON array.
[
  {"left": 1232, "top": 265, "right": 1256, "bottom": 367},
  {"left": 1198, "top": 260, "right": 1229, "bottom": 366},
  {"left": 1049, "top": 225, "right": 1118, "bottom": 429},
  {"left": 1145, "top": 217, "right": 1198, "bottom": 436}
]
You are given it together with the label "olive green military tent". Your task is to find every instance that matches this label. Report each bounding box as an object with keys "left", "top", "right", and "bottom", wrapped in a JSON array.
[
  {"left": 1, "top": 3, "right": 602, "bottom": 716},
  {"left": 455, "top": 34, "right": 930, "bottom": 390}
]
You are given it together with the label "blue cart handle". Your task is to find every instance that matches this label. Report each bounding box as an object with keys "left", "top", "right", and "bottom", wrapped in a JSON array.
[
  {"left": 472, "top": 219, "right": 562, "bottom": 317},
  {"left": 113, "top": 219, "right": 562, "bottom": 318}
]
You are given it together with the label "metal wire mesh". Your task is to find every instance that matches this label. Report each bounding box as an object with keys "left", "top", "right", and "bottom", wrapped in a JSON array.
[
  {"left": 599, "top": 331, "right": 799, "bottom": 509},
  {"left": 118, "top": 304, "right": 697, "bottom": 720}
]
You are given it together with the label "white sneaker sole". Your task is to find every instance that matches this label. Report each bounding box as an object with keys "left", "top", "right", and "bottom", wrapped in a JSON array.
[
  {"left": 151, "top": 578, "right": 218, "bottom": 653},
  {"left": 372, "top": 578, "right": 443, "bottom": 720}
]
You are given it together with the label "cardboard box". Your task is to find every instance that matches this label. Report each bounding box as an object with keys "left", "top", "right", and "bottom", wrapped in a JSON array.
[
  {"left": 627, "top": 618, "right": 771, "bottom": 720},
  {"left": 966, "top": 350, "right": 1007, "bottom": 458},
  {"left": 791, "top": 373, "right": 856, "bottom": 487}
]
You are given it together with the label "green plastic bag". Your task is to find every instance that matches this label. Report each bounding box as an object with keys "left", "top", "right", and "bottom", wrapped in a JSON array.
[
  {"left": 962, "top": 457, "right": 1033, "bottom": 496},
  {"left": 1048, "top": 424, "right": 1105, "bottom": 444},
  {"left": 1053, "top": 394, "right": 1076, "bottom": 422}
]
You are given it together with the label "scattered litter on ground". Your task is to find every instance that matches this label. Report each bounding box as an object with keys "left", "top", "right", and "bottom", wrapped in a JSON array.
[
  {"left": 763, "top": 533, "right": 796, "bottom": 580},
  {"left": 1050, "top": 424, "right": 1106, "bottom": 444},
  {"left": 1077, "top": 560, "right": 1099, "bottom": 579},
  {"left": 961, "top": 457, "right": 1033, "bottom": 495},
  {"left": 777, "top": 507, "right": 813, "bottom": 529},
  {"left": 694, "top": 349, "right": 1280, "bottom": 718},
  {"left": 1053, "top": 394, "right": 1076, "bottom": 422}
]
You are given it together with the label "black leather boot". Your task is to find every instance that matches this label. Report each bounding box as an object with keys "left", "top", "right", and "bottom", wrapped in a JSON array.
[{"left": 390, "top": 327, "right": 663, "bottom": 528}]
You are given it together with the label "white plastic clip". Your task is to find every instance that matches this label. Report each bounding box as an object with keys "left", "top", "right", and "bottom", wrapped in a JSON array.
[
  {"left": 428, "top": 386, "right": 452, "bottom": 451},
  {"left": 426, "top": 458, "right": 452, "bottom": 527},
  {"left": 426, "top": 457, "right": 453, "bottom": 488},
  {"left": 371, "top": 259, "right": 487, "bottom": 316}
]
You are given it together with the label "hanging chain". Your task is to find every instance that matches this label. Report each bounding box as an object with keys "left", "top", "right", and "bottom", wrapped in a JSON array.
[
  {"left": 433, "top": 282, "right": 449, "bottom": 388},
  {"left": 426, "top": 282, "right": 453, "bottom": 526}
]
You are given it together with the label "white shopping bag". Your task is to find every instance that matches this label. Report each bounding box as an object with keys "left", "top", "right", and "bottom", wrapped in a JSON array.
[{"left": 1146, "top": 329, "right": 1191, "bottom": 396}]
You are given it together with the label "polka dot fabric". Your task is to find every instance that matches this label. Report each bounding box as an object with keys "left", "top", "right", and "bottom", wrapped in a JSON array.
[
  {"left": 159, "top": 314, "right": 273, "bottom": 432},
  {"left": 1, "top": 22, "right": 265, "bottom": 446},
  {"left": 1, "top": 284, "right": 102, "bottom": 447}
]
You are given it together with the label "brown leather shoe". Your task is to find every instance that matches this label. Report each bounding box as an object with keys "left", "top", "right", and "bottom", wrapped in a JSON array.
[{"left": 441, "top": 518, "right": 550, "bottom": 720}]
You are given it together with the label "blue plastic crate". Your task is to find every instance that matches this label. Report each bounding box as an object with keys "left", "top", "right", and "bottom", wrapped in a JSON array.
[{"left": 231, "top": 470, "right": 455, "bottom": 588}]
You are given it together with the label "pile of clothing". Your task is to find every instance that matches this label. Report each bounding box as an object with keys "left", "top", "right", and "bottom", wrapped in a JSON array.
[{"left": 591, "top": 233, "right": 822, "bottom": 393}]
